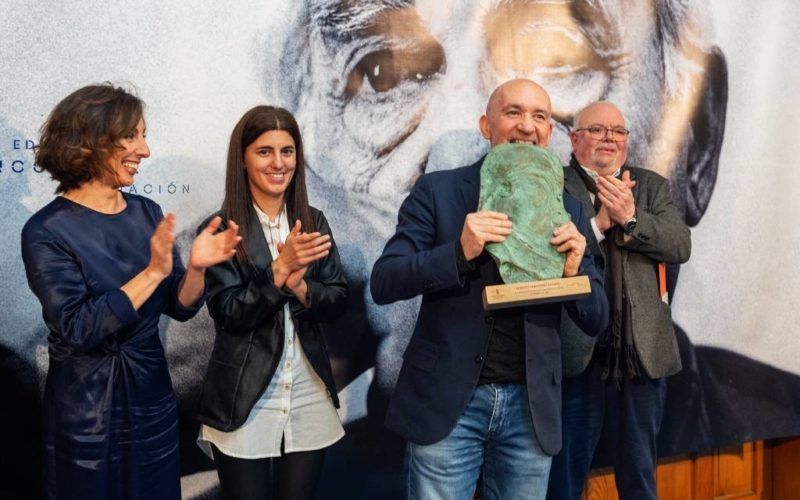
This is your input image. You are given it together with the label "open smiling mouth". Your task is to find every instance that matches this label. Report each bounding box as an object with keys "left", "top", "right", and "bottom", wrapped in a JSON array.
[{"left": 122, "top": 161, "right": 139, "bottom": 173}]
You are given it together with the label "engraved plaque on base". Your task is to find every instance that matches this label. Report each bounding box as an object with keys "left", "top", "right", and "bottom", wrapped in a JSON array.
[{"left": 482, "top": 275, "right": 591, "bottom": 310}]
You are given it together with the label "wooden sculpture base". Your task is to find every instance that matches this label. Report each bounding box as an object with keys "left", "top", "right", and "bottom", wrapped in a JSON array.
[{"left": 482, "top": 275, "right": 591, "bottom": 310}]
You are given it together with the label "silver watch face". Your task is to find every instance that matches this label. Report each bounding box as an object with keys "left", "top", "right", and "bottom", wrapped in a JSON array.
[{"left": 624, "top": 217, "right": 637, "bottom": 233}]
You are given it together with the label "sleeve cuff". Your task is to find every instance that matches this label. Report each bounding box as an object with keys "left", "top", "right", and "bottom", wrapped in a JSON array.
[
  {"left": 107, "top": 288, "right": 141, "bottom": 326},
  {"left": 253, "top": 266, "right": 294, "bottom": 300},
  {"left": 590, "top": 217, "right": 606, "bottom": 243},
  {"left": 455, "top": 239, "right": 476, "bottom": 276}
]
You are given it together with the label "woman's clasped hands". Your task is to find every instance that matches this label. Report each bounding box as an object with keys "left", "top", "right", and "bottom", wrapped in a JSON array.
[{"left": 272, "top": 220, "right": 331, "bottom": 294}]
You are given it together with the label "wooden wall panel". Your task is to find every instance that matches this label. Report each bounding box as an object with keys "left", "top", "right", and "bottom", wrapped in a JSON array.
[
  {"left": 582, "top": 468, "right": 618, "bottom": 500},
  {"left": 712, "top": 442, "right": 763, "bottom": 498},
  {"left": 769, "top": 438, "right": 800, "bottom": 500},
  {"left": 656, "top": 455, "right": 694, "bottom": 499},
  {"left": 578, "top": 438, "right": 800, "bottom": 500},
  {"left": 694, "top": 451, "right": 716, "bottom": 499}
]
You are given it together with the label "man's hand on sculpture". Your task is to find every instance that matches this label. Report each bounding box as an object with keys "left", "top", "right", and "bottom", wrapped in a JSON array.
[
  {"left": 551, "top": 221, "right": 586, "bottom": 277},
  {"left": 460, "top": 211, "right": 513, "bottom": 261},
  {"left": 597, "top": 171, "right": 636, "bottom": 225}
]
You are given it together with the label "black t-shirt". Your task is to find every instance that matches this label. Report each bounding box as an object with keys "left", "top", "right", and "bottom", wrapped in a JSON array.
[
  {"left": 454, "top": 241, "right": 526, "bottom": 385},
  {"left": 478, "top": 259, "right": 526, "bottom": 385},
  {"left": 478, "top": 306, "right": 526, "bottom": 385}
]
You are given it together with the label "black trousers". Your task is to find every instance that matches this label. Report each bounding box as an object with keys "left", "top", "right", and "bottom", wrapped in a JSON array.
[
  {"left": 547, "top": 354, "right": 667, "bottom": 500},
  {"left": 211, "top": 443, "right": 327, "bottom": 500}
]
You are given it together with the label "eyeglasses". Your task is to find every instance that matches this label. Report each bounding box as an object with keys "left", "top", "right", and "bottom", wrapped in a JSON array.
[{"left": 574, "top": 125, "right": 629, "bottom": 141}]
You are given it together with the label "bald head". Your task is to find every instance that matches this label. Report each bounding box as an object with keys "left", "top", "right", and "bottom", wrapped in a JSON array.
[
  {"left": 570, "top": 101, "right": 629, "bottom": 174},
  {"left": 485, "top": 79, "right": 550, "bottom": 115},
  {"left": 572, "top": 101, "right": 624, "bottom": 130},
  {"left": 480, "top": 79, "right": 554, "bottom": 148}
]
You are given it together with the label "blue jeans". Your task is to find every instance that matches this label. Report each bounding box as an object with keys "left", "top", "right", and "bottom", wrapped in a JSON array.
[
  {"left": 408, "top": 384, "right": 552, "bottom": 500},
  {"left": 547, "top": 355, "right": 666, "bottom": 500}
]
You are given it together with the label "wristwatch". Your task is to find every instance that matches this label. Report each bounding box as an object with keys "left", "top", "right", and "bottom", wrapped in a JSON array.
[{"left": 622, "top": 215, "right": 637, "bottom": 235}]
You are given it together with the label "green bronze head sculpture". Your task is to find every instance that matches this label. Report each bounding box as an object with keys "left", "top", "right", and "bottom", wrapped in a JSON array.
[{"left": 479, "top": 143, "right": 569, "bottom": 283}]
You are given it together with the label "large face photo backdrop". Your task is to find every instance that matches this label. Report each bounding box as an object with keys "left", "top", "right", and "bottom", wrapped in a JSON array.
[{"left": 2, "top": 1, "right": 798, "bottom": 497}]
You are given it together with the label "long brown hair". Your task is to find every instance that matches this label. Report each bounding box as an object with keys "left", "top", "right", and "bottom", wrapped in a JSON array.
[
  {"left": 222, "top": 105, "right": 315, "bottom": 266},
  {"left": 35, "top": 83, "right": 144, "bottom": 193}
]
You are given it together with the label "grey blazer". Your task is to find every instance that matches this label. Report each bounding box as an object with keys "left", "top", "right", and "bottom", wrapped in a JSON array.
[{"left": 561, "top": 164, "right": 691, "bottom": 379}]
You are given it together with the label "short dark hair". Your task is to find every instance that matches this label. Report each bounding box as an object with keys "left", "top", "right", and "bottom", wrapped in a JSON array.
[
  {"left": 222, "top": 105, "right": 315, "bottom": 266},
  {"left": 35, "top": 84, "right": 144, "bottom": 193}
]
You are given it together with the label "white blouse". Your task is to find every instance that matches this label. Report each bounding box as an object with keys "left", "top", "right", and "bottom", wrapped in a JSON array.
[{"left": 198, "top": 204, "right": 344, "bottom": 458}]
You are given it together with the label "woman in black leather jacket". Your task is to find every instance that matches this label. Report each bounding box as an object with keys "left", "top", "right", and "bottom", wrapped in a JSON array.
[{"left": 195, "top": 106, "right": 348, "bottom": 500}]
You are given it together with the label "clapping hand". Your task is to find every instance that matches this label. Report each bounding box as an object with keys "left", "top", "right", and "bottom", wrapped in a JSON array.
[
  {"left": 189, "top": 216, "right": 242, "bottom": 271},
  {"left": 596, "top": 171, "right": 636, "bottom": 226},
  {"left": 272, "top": 220, "right": 330, "bottom": 289},
  {"left": 276, "top": 240, "right": 307, "bottom": 293},
  {"left": 148, "top": 213, "right": 177, "bottom": 279}
]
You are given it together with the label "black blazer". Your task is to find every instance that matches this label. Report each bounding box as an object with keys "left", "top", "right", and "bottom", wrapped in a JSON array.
[
  {"left": 196, "top": 207, "right": 348, "bottom": 432},
  {"left": 370, "top": 159, "right": 608, "bottom": 455}
]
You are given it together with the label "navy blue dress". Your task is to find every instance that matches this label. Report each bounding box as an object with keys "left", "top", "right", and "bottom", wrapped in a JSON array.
[{"left": 21, "top": 193, "right": 201, "bottom": 500}]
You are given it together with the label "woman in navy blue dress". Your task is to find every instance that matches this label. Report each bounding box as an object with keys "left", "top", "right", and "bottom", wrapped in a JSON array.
[{"left": 20, "top": 84, "right": 241, "bottom": 499}]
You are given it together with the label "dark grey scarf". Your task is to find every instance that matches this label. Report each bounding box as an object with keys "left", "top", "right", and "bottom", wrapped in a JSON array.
[{"left": 569, "top": 156, "right": 641, "bottom": 385}]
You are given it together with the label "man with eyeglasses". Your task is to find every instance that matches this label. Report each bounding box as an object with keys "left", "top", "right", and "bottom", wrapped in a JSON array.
[{"left": 547, "top": 102, "right": 691, "bottom": 500}]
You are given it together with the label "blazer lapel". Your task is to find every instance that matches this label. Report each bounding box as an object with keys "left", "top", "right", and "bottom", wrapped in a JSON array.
[
  {"left": 459, "top": 157, "right": 484, "bottom": 213},
  {"left": 564, "top": 163, "right": 596, "bottom": 218},
  {"left": 563, "top": 164, "right": 606, "bottom": 262},
  {"left": 458, "top": 157, "right": 497, "bottom": 285},
  {"left": 245, "top": 208, "right": 274, "bottom": 273},
  {"left": 627, "top": 166, "right": 640, "bottom": 200}
]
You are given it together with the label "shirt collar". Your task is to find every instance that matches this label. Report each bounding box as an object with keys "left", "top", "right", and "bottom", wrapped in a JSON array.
[
  {"left": 579, "top": 164, "right": 622, "bottom": 180},
  {"left": 253, "top": 203, "right": 285, "bottom": 228}
]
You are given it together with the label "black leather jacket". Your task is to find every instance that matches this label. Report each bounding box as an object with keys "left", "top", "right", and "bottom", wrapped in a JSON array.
[{"left": 196, "top": 207, "right": 348, "bottom": 432}]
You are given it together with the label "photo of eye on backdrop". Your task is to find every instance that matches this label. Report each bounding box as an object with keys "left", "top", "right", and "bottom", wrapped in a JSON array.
[{"left": 1, "top": 0, "right": 798, "bottom": 498}]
